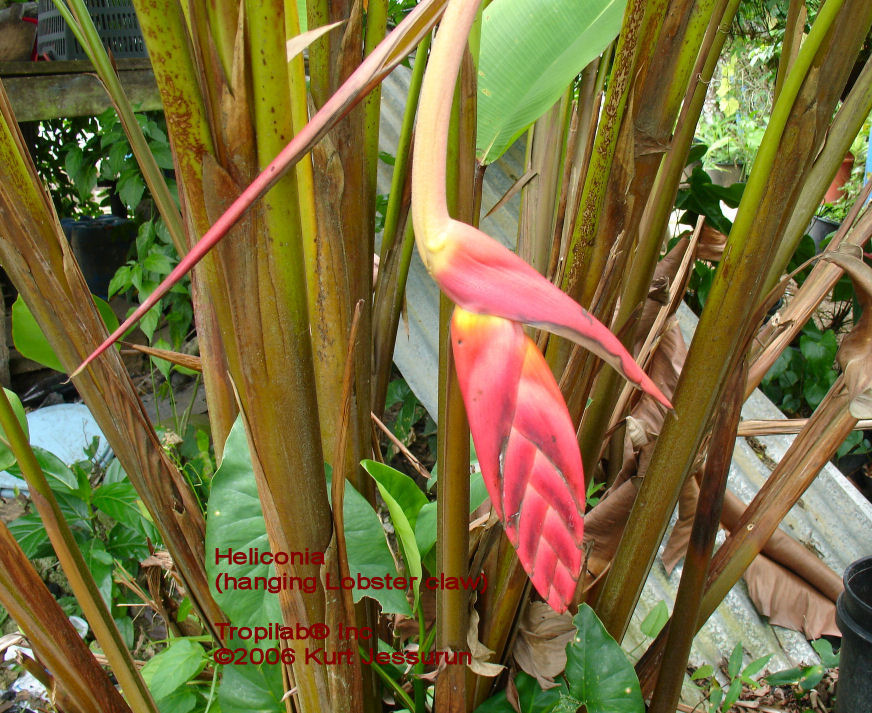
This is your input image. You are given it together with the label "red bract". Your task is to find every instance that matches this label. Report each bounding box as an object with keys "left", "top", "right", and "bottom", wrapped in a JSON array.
[
  {"left": 451, "top": 308, "right": 585, "bottom": 612},
  {"left": 425, "top": 219, "right": 672, "bottom": 410}
]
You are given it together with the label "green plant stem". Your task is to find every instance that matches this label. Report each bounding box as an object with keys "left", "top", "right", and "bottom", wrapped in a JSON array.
[
  {"left": 595, "top": 0, "right": 852, "bottom": 641},
  {"left": 365, "top": 0, "right": 389, "bottom": 235},
  {"left": 558, "top": 0, "right": 646, "bottom": 311},
  {"left": 361, "top": 645, "right": 417, "bottom": 711},
  {"left": 0, "top": 388, "right": 159, "bottom": 713},
  {"left": 433, "top": 36, "right": 475, "bottom": 712},
  {"left": 765, "top": 53, "right": 872, "bottom": 293},
  {"left": 576, "top": 0, "right": 739, "bottom": 471},
  {"left": 646, "top": 362, "right": 745, "bottom": 713},
  {"left": 414, "top": 604, "right": 427, "bottom": 713},
  {"left": 53, "top": 0, "right": 187, "bottom": 255},
  {"left": 372, "top": 33, "right": 432, "bottom": 414}
]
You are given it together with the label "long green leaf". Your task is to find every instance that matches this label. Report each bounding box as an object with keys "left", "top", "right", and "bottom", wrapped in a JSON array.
[
  {"left": 477, "top": 0, "right": 626, "bottom": 163},
  {"left": 12, "top": 294, "right": 118, "bottom": 374}
]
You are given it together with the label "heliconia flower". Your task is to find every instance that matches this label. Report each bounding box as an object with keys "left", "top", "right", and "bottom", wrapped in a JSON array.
[
  {"left": 419, "top": 218, "right": 672, "bottom": 410},
  {"left": 451, "top": 307, "right": 585, "bottom": 612}
]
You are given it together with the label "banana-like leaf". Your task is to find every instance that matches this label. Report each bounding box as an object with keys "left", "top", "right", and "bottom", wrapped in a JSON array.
[
  {"left": 451, "top": 307, "right": 585, "bottom": 611},
  {"left": 477, "top": 0, "right": 626, "bottom": 164}
]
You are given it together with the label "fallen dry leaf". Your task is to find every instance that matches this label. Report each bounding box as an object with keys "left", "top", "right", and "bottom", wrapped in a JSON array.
[
  {"left": 512, "top": 602, "right": 575, "bottom": 689},
  {"left": 744, "top": 554, "right": 840, "bottom": 639},
  {"left": 661, "top": 472, "right": 702, "bottom": 574},
  {"left": 466, "top": 596, "right": 505, "bottom": 677}
]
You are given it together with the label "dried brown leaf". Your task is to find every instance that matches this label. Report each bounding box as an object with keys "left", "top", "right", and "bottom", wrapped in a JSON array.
[
  {"left": 720, "top": 491, "right": 843, "bottom": 602},
  {"left": 286, "top": 20, "right": 345, "bottom": 61},
  {"left": 661, "top": 473, "right": 702, "bottom": 573},
  {"left": 696, "top": 223, "right": 727, "bottom": 261},
  {"left": 744, "top": 554, "right": 840, "bottom": 639},
  {"left": 583, "top": 478, "right": 638, "bottom": 577},
  {"left": 466, "top": 603, "right": 505, "bottom": 677},
  {"left": 512, "top": 602, "right": 575, "bottom": 689},
  {"left": 821, "top": 250, "right": 872, "bottom": 417},
  {"left": 636, "top": 238, "right": 690, "bottom": 340}
]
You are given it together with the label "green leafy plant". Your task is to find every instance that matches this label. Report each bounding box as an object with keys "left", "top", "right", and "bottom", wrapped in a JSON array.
[
  {"left": 475, "top": 605, "right": 645, "bottom": 713},
  {"left": 7, "top": 446, "right": 159, "bottom": 649},
  {"left": 765, "top": 638, "right": 840, "bottom": 696},
  {"left": 761, "top": 323, "right": 839, "bottom": 415},
  {"left": 690, "top": 643, "right": 771, "bottom": 713}
]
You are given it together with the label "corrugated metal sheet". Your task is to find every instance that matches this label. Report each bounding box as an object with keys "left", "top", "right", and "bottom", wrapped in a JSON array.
[{"left": 377, "top": 61, "right": 872, "bottom": 692}]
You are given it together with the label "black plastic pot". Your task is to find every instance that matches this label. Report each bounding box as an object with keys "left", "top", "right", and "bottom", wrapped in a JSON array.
[
  {"left": 835, "top": 556, "right": 872, "bottom": 713},
  {"left": 61, "top": 216, "right": 136, "bottom": 299},
  {"left": 807, "top": 216, "right": 840, "bottom": 251}
]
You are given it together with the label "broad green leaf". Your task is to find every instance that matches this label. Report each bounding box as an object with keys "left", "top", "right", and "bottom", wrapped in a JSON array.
[
  {"left": 723, "top": 677, "right": 743, "bottom": 710},
  {"left": 115, "top": 615, "right": 134, "bottom": 649},
  {"left": 691, "top": 664, "right": 714, "bottom": 681},
  {"left": 141, "top": 638, "right": 206, "bottom": 700},
  {"left": 360, "top": 460, "right": 427, "bottom": 529},
  {"left": 25, "top": 447, "right": 78, "bottom": 493},
  {"left": 811, "top": 638, "right": 839, "bottom": 667},
  {"left": 473, "top": 672, "right": 563, "bottom": 713},
  {"left": 477, "top": 0, "right": 626, "bottom": 163},
  {"left": 741, "top": 653, "right": 772, "bottom": 680},
  {"left": 0, "top": 388, "right": 28, "bottom": 472},
  {"left": 327, "top": 470, "right": 411, "bottom": 615},
  {"left": 92, "top": 481, "right": 142, "bottom": 525},
  {"left": 765, "top": 666, "right": 804, "bottom": 687},
  {"left": 563, "top": 604, "right": 644, "bottom": 713},
  {"left": 415, "top": 471, "right": 489, "bottom": 568},
  {"left": 103, "top": 458, "right": 128, "bottom": 485},
  {"left": 83, "top": 539, "right": 114, "bottom": 608},
  {"left": 155, "top": 688, "right": 198, "bottom": 713},
  {"left": 798, "top": 664, "right": 825, "bottom": 692},
  {"left": 205, "top": 417, "right": 282, "bottom": 633},
  {"left": 7, "top": 513, "right": 52, "bottom": 558},
  {"left": 107, "top": 522, "right": 150, "bottom": 563},
  {"left": 218, "top": 662, "right": 283, "bottom": 713},
  {"left": 12, "top": 294, "right": 119, "bottom": 373},
  {"left": 206, "top": 417, "right": 412, "bottom": 622},
  {"left": 362, "top": 460, "right": 423, "bottom": 609}
]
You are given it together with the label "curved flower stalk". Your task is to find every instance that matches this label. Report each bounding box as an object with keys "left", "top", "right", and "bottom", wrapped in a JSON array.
[{"left": 412, "top": 0, "right": 671, "bottom": 612}]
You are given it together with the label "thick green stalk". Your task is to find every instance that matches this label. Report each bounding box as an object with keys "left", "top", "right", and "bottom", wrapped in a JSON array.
[
  {"left": 365, "top": 0, "right": 389, "bottom": 233},
  {"left": 434, "top": 37, "right": 477, "bottom": 713},
  {"left": 0, "top": 390, "right": 158, "bottom": 713},
  {"left": 131, "top": 0, "right": 239, "bottom": 452},
  {"left": 577, "top": 0, "right": 737, "bottom": 468},
  {"left": 595, "top": 0, "right": 862, "bottom": 640},
  {"left": 558, "top": 0, "right": 646, "bottom": 309}
]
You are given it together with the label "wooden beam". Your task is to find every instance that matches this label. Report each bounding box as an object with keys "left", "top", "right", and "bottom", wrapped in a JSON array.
[{"left": 0, "top": 59, "right": 161, "bottom": 121}]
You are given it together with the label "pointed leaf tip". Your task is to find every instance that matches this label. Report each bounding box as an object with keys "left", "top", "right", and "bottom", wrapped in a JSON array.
[
  {"left": 451, "top": 308, "right": 584, "bottom": 611},
  {"left": 433, "top": 220, "right": 672, "bottom": 410}
]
